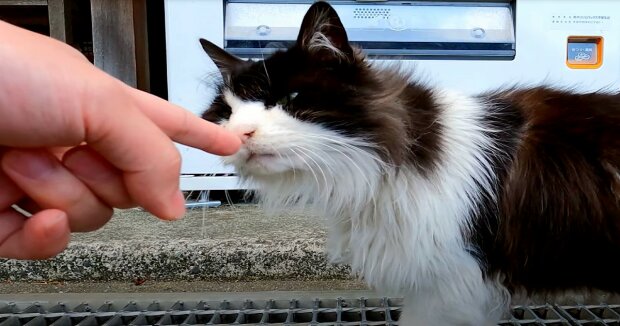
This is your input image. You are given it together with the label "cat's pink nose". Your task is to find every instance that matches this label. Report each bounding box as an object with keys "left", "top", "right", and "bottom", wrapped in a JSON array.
[{"left": 239, "top": 130, "right": 256, "bottom": 143}]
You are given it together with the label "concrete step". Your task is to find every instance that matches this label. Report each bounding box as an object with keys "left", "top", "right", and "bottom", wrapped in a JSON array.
[{"left": 0, "top": 205, "right": 352, "bottom": 283}]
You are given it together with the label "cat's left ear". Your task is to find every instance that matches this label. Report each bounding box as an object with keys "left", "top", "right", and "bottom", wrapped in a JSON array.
[
  {"left": 200, "top": 38, "right": 243, "bottom": 75},
  {"left": 296, "top": 1, "right": 354, "bottom": 61}
]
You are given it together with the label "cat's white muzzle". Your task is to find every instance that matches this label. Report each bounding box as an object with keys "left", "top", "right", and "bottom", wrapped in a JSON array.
[{"left": 222, "top": 146, "right": 296, "bottom": 176}]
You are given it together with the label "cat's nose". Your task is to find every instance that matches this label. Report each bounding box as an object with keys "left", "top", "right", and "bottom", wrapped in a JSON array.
[{"left": 239, "top": 129, "right": 256, "bottom": 143}]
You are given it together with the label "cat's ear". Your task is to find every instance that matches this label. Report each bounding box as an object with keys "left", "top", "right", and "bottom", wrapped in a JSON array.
[
  {"left": 200, "top": 38, "right": 243, "bottom": 74},
  {"left": 296, "top": 1, "right": 353, "bottom": 61}
]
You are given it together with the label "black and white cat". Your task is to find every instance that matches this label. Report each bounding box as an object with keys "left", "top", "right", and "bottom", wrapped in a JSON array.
[{"left": 199, "top": 2, "right": 620, "bottom": 325}]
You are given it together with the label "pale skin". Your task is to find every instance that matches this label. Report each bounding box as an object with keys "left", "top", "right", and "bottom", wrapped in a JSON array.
[{"left": 0, "top": 21, "right": 242, "bottom": 260}]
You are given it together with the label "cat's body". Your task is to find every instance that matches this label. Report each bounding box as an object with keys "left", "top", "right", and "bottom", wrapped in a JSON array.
[{"left": 199, "top": 2, "right": 620, "bottom": 324}]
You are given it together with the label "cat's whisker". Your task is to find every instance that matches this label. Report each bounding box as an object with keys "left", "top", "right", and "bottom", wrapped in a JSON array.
[
  {"left": 294, "top": 134, "right": 383, "bottom": 164},
  {"left": 224, "top": 190, "right": 236, "bottom": 209},
  {"left": 289, "top": 147, "right": 321, "bottom": 191},
  {"left": 304, "top": 143, "right": 377, "bottom": 216},
  {"left": 297, "top": 143, "right": 339, "bottom": 177},
  {"left": 294, "top": 145, "right": 331, "bottom": 179},
  {"left": 282, "top": 150, "right": 299, "bottom": 183},
  {"left": 293, "top": 138, "right": 375, "bottom": 191},
  {"left": 258, "top": 42, "right": 271, "bottom": 87},
  {"left": 266, "top": 143, "right": 299, "bottom": 183},
  {"left": 299, "top": 134, "right": 392, "bottom": 168},
  {"left": 200, "top": 189, "right": 210, "bottom": 238},
  {"left": 294, "top": 145, "right": 333, "bottom": 203},
  {"left": 313, "top": 141, "right": 381, "bottom": 213},
  {"left": 296, "top": 132, "right": 373, "bottom": 148},
  {"left": 184, "top": 189, "right": 195, "bottom": 205}
]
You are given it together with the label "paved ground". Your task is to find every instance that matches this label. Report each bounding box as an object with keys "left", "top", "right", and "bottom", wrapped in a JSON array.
[
  {"left": 73, "top": 204, "right": 325, "bottom": 243},
  {"left": 0, "top": 204, "right": 617, "bottom": 308}
]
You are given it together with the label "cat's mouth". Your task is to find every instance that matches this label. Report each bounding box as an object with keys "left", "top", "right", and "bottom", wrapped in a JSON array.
[
  {"left": 246, "top": 152, "right": 277, "bottom": 162},
  {"left": 230, "top": 149, "right": 292, "bottom": 176}
]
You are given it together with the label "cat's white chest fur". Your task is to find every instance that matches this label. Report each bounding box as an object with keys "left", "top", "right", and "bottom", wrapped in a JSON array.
[
  {"left": 322, "top": 90, "right": 498, "bottom": 287},
  {"left": 320, "top": 91, "right": 510, "bottom": 325}
]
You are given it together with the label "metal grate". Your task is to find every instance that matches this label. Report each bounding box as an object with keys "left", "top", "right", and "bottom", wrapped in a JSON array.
[
  {"left": 499, "top": 303, "right": 620, "bottom": 326},
  {"left": 1, "top": 298, "right": 620, "bottom": 325},
  {"left": 353, "top": 8, "right": 391, "bottom": 20}
]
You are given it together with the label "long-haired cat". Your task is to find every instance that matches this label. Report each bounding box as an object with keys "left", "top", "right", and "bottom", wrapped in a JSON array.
[{"left": 198, "top": 2, "right": 620, "bottom": 325}]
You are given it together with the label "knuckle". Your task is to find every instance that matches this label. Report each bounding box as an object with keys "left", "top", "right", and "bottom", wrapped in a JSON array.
[
  {"left": 85, "top": 74, "right": 125, "bottom": 107},
  {"left": 170, "top": 150, "right": 182, "bottom": 170},
  {"left": 173, "top": 110, "right": 192, "bottom": 140},
  {"left": 160, "top": 147, "right": 182, "bottom": 173}
]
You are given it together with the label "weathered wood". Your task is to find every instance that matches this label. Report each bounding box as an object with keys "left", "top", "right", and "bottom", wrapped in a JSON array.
[
  {"left": 0, "top": 0, "right": 46, "bottom": 5},
  {"left": 132, "top": 0, "right": 150, "bottom": 92},
  {"left": 90, "top": 0, "right": 138, "bottom": 87},
  {"left": 47, "top": 0, "right": 72, "bottom": 43}
]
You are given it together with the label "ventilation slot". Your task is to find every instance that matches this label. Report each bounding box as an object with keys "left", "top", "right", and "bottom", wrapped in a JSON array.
[{"left": 353, "top": 7, "right": 391, "bottom": 20}]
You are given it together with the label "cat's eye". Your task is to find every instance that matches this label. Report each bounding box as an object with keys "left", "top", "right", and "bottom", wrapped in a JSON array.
[{"left": 276, "top": 92, "right": 299, "bottom": 107}]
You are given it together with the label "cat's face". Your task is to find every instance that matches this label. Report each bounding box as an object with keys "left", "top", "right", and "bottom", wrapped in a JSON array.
[{"left": 200, "top": 2, "right": 401, "bottom": 178}]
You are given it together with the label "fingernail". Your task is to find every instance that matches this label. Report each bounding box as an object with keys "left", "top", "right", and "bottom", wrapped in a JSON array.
[
  {"left": 4, "top": 150, "right": 56, "bottom": 178},
  {"left": 42, "top": 210, "right": 69, "bottom": 240}
]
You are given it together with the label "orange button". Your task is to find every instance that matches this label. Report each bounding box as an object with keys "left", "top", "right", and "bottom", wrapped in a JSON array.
[{"left": 567, "top": 36, "right": 603, "bottom": 69}]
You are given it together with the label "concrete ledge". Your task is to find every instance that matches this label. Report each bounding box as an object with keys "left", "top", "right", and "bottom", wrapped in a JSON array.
[
  {"left": 0, "top": 206, "right": 353, "bottom": 282},
  {"left": 0, "top": 280, "right": 368, "bottom": 294}
]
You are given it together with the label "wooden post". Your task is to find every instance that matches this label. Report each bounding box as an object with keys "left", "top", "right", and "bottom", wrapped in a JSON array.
[
  {"left": 132, "top": 0, "right": 150, "bottom": 92},
  {"left": 90, "top": 0, "right": 149, "bottom": 90},
  {"left": 47, "top": 0, "right": 72, "bottom": 43},
  {"left": 90, "top": 0, "right": 137, "bottom": 87},
  {"left": 0, "top": 1, "right": 46, "bottom": 4}
]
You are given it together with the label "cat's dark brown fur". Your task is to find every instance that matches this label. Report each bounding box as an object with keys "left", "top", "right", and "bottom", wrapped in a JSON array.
[{"left": 478, "top": 88, "right": 620, "bottom": 293}]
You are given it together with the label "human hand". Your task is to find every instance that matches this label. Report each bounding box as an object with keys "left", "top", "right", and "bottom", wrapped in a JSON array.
[{"left": 0, "top": 21, "right": 241, "bottom": 259}]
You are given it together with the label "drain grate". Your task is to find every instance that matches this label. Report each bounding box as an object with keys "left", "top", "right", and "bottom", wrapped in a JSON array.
[
  {"left": 1, "top": 298, "right": 620, "bottom": 325},
  {"left": 500, "top": 304, "right": 620, "bottom": 325}
]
